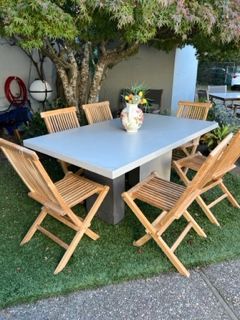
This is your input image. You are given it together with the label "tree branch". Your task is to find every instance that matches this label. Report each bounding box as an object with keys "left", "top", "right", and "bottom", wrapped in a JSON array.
[{"left": 106, "top": 42, "right": 140, "bottom": 67}]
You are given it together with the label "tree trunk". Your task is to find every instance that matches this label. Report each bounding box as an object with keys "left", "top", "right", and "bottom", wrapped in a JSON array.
[
  {"left": 56, "top": 64, "right": 78, "bottom": 106},
  {"left": 78, "top": 42, "right": 91, "bottom": 106},
  {"left": 88, "top": 59, "right": 106, "bottom": 103},
  {"left": 42, "top": 41, "right": 139, "bottom": 110},
  {"left": 87, "top": 43, "right": 139, "bottom": 104},
  {"left": 42, "top": 42, "right": 79, "bottom": 108},
  {"left": 67, "top": 52, "right": 79, "bottom": 106}
]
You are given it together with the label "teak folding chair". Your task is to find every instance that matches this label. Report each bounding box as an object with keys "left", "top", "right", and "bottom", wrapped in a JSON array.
[
  {"left": 173, "top": 130, "right": 240, "bottom": 226},
  {"left": 41, "top": 107, "right": 80, "bottom": 174},
  {"left": 122, "top": 134, "right": 232, "bottom": 277},
  {"left": 174, "top": 101, "right": 212, "bottom": 159},
  {"left": 82, "top": 101, "right": 113, "bottom": 124},
  {"left": 0, "top": 138, "right": 109, "bottom": 274}
]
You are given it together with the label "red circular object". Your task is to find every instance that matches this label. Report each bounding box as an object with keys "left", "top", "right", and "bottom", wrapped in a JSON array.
[{"left": 4, "top": 76, "right": 28, "bottom": 106}]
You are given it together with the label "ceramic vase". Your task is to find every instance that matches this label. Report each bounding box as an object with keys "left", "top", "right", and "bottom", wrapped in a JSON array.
[{"left": 120, "top": 103, "right": 144, "bottom": 133}]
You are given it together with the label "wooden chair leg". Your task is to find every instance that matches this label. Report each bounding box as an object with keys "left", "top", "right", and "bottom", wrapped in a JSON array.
[
  {"left": 13, "top": 129, "right": 22, "bottom": 144},
  {"left": 183, "top": 210, "right": 206, "bottom": 238},
  {"left": 123, "top": 193, "right": 190, "bottom": 276},
  {"left": 132, "top": 209, "right": 205, "bottom": 277},
  {"left": 173, "top": 164, "right": 191, "bottom": 185},
  {"left": 20, "top": 209, "right": 47, "bottom": 245},
  {"left": 195, "top": 195, "right": 220, "bottom": 226},
  {"left": 54, "top": 186, "right": 109, "bottom": 274},
  {"left": 153, "top": 233, "right": 190, "bottom": 277},
  {"left": 134, "top": 216, "right": 190, "bottom": 277},
  {"left": 47, "top": 210, "right": 99, "bottom": 241},
  {"left": 59, "top": 160, "right": 69, "bottom": 174},
  {"left": 59, "top": 160, "right": 83, "bottom": 175},
  {"left": 134, "top": 211, "right": 168, "bottom": 247},
  {"left": 54, "top": 229, "right": 85, "bottom": 274},
  {"left": 219, "top": 181, "right": 240, "bottom": 208}
]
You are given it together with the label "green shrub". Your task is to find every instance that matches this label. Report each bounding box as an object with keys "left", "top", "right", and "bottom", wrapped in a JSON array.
[
  {"left": 22, "top": 112, "right": 47, "bottom": 139},
  {"left": 201, "top": 125, "right": 234, "bottom": 150}
]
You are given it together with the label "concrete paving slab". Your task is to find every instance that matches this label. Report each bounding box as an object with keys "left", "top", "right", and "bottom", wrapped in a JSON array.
[
  {"left": 201, "top": 260, "right": 240, "bottom": 319},
  {"left": 0, "top": 270, "right": 232, "bottom": 320}
]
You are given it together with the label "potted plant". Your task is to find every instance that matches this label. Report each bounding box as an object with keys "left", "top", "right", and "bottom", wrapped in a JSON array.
[{"left": 199, "top": 124, "right": 236, "bottom": 155}]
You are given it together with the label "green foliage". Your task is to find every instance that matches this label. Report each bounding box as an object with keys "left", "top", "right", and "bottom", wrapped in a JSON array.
[
  {"left": 201, "top": 125, "right": 234, "bottom": 150},
  {"left": 122, "top": 83, "right": 149, "bottom": 106},
  {"left": 211, "top": 104, "right": 240, "bottom": 128},
  {"left": 1, "top": 1, "right": 240, "bottom": 50},
  {"left": 22, "top": 112, "right": 47, "bottom": 139},
  {"left": 203, "top": 103, "right": 240, "bottom": 150},
  {"left": 45, "top": 97, "right": 68, "bottom": 110},
  {"left": 0, "top": 0, "right": 78, "bottom": 49},
  {"left": 128, "top": 83, "right": 148, "bottom": 96}
]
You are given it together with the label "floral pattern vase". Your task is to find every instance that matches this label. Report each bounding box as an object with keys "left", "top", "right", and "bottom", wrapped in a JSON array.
[{"left": 120, "top": 103, "right": 144, "bottom": 133}]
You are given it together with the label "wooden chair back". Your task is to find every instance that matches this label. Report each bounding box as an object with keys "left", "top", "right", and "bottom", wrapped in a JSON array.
[
  {"left": 82, "top": 101, "right": 113, "bottom": 124},
  {"left": 177, "top": 101, "right": 212, "bottom": 120},
  {"left": 0, "top": 138, "right": 69, "bottom": 213},
  {"left": 40, "top": 107, "right": 80, "bottom": 174},
  {"left": 40, "top": 107, "right": 80, "bottom": 133},
  {"left": 213, "top": 130, "right": 240, "bottom": 180}
]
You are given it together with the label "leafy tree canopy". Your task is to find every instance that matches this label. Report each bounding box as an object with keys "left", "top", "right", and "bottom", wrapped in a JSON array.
[
  {"left": 0, "top": 0, "right": 239, "bottom": 107},
  {"left": 1, "top": 0, "right": 239, "bottom": 49}
]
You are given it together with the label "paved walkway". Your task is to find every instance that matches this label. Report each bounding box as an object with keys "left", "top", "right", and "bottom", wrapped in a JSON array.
[{"left": 0, "top": 259, "right": 239, "bottom": 320}]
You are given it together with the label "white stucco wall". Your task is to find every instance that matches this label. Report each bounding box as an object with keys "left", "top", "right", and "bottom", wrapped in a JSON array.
[
  {"left": 171, "top": 45, "right": 198, "bottom": 115},
  {"left": 0, "top": 39, "right": 55, "bottom": 111},
  {"left": 100, "top": 45, "right": 175, "bottom": 114},
  {"left": 0, "top": 40, "right": 197, "bottom": 116}
]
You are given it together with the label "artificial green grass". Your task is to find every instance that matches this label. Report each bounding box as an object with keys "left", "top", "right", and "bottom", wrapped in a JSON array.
[{"left": 0, "top": 159, "right": 240, "bottom": 309}]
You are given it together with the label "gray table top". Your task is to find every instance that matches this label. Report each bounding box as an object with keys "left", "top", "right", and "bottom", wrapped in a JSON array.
[
  {"left": 24, "top": 114, "right": 218, "bottom": 179},
  {"left": 209, "top": 92, "right": 240, "bottom": 101}
]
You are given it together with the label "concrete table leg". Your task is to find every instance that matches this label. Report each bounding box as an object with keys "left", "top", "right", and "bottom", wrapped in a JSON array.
[
  {"left": 85, "top": 171, "right": 125, "bottom": 225},
  {"left": 85, "top": 151, "right": 172, "bottom": 224},
  {"left": 128, "top": 151, "right": 172, "bottom": 187}
]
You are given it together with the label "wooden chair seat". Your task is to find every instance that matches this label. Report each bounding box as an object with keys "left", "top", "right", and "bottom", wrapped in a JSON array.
[
  {"left": 122, "top": 133, "right": 233, "bottom": 277},
  {"left": 134, "top": 176, "right": 186, "bottom": 211},
  {"left": 55, "top": 173, "right": 103, "bottom": 208},
  {"left": 173, "top": 130, "right": 240, "bottom": 226},
  {"left": 0, "top": 138, "right": 109, "bottom": 274}
]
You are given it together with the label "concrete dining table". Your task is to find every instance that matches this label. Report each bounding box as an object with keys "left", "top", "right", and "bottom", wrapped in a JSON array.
[{"left": 23, "top": 114, "right": 218, "bottom": 224}]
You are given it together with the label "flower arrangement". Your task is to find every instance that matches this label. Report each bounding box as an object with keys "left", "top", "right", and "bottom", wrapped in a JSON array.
[{"left": 124, "top": 84, "right": 148, "bottom": 106}]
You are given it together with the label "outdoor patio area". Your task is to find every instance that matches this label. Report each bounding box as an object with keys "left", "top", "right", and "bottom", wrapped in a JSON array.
[{"left": 0, "top": 2, "right": 240, "bottom": 319}]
